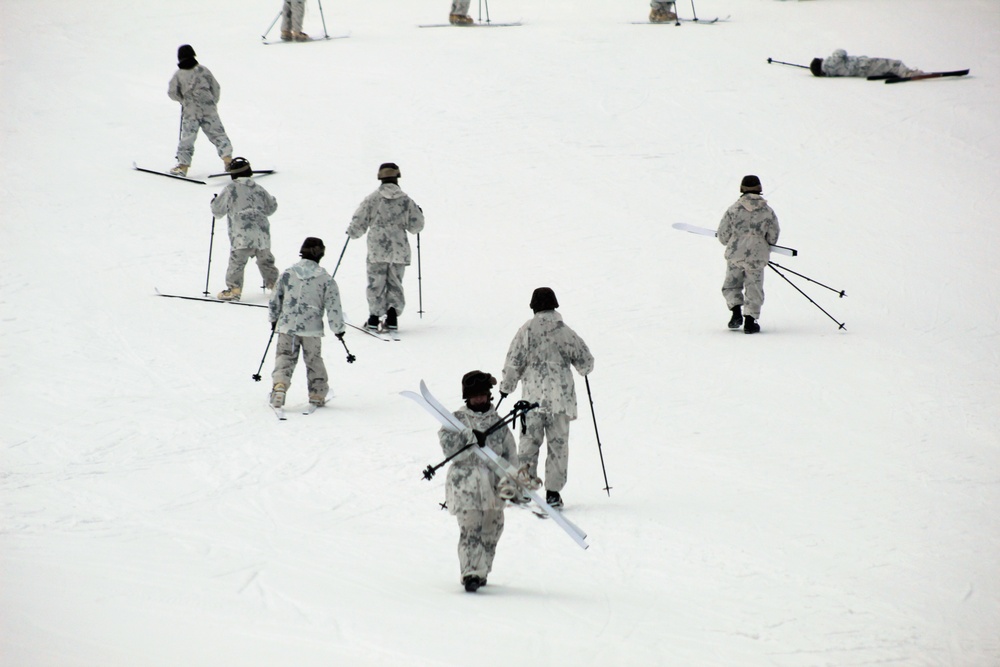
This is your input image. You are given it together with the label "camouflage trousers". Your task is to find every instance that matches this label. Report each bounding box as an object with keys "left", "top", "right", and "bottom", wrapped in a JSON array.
[
  {"left": 455, "top": 509, "right": 504, "bottom": 581},
  {"left": 650, "top": 0, "right": 675, "bottom": 9},
  {"left": 451, "top": 0, "right": 471, "bottom": 14},
  {"left": 176, "top": 108, "right": 233, "bottom": 166},
  {"left": 519, "top": 412, "right": 571, "bottom": 493},
  {"left": 281, "top": 0, "right": 306, "bottom": 32},
  {"left": 722, "top": 261, "right": 766, "bottom": 319},
  {"left": 226, "top": 247, "right": 279, "bottom": 291},
  {"left": 365, "top": 261, "right": 406, "bottom": 317},
  {"left": 271, "top": 334, "right": 329, "bottom": 399}
]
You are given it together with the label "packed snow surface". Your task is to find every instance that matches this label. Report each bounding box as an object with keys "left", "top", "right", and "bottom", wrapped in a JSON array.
[{"left": 2, "top": 0, "right": 998, "bottom": 665}]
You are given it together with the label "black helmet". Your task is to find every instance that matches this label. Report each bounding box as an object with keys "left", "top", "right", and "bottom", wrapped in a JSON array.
[{"left": 228, "top": 157, "right": 252, "bottom": 178}]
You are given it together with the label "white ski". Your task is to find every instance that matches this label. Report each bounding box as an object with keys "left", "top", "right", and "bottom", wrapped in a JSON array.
[
  {"left": 672, "top": 222, "right": 798, "bottom": 256},
  {"left": 401, "top": 381, "right": 589, "bottom": 550}
]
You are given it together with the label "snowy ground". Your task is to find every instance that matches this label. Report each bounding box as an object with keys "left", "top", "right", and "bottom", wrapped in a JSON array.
[{"left": 2, "top": 0, "right": 999, "bottom": 665}]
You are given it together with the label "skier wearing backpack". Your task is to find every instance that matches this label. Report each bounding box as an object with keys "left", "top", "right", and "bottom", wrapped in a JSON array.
[
  {"left": 346, "top": 162, "right": 424, "bottom": 332},
  {"left": 167, "top": 45, "right": 234, "bottom": 176},
  {"left": 211, "top": 157, "right": 279, "bottom": 302},
  {"left": 499, "top": 288, "right": 595, "bottom": 509},
  {"left": 717, "top": 175, "right": 781, "bottom": 334},
  {"left": 438, "top": 371, "right": 518, "bottom": 592},
  {"left": 268, "top": 237, "right": 346, "bottom": 409}
]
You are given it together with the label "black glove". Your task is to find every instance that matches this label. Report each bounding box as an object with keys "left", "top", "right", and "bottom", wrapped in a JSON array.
[
  {"left": 473, "top": 430, "right": 487, "bottom": 447},
  {"left": 270, "top": 321, "right": 277, "bottom": 332},
  {"left": 335, "top": 332, "right": 345, "bottom": 340}
]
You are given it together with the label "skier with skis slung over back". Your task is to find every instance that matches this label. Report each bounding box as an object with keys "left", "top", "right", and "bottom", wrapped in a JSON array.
[{"left": 438, "top": 371, "right": 519, "bottom": 592}]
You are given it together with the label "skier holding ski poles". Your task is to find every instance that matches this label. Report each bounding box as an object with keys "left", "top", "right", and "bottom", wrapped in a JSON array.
[
  {"left": 167, "top": 45, "right": 234, "bottom": 176},
  {"left": 717, "top": 175, "right": 780, "bottom": 334},
  {"left": 437, "top": 371, "right": 518, "bottom": 592}
]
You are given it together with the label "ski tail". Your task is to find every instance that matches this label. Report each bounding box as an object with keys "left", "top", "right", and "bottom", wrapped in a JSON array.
[{"left": 884, "top": 68, "right": 969, "bottom": 84}]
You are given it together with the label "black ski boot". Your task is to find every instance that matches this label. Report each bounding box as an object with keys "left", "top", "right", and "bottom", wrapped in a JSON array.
[
  {"left": 546, "top": 490, "right": 564, "bottom": 509},
  {"left": 385, "top": 307, "right": 398, "bottom": 330},
  {"left": 743, "top": 315, "right": 760, "bottom": 334},
  {"left": 463, "top": 575, "right": 483, "bottom": 592},
  {"left": 365, "top": 314, "right": 379, "bottom": 330},
  {"left": 728, "top": 305, "right": 743, "bottom": 329}
]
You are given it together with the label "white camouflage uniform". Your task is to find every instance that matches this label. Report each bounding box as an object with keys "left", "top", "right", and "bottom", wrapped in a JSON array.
[
  {"left": 346, "top": 183, "right": 425, "bottom": 318},
  {"left": 168, "top": 64, "right": 232, "bottom": 166},
  {"left": 439, "top": 405, "right": 517, "bottom": 583},
  {"left": 717, "top": 193, "right": 780, "bottom": 320},
  {"left": 281, "top": 0, "right": 306, "bottom": 34},
  {"left": 269, "top": 259, "right": 346, "bottom": 401},
  {"left": 821, "top": 49, "right": 921, "bottom": 78},
  {"left": 211, "top": 176, "right": 279, "bottom": 291},
  {"left": 499, "top": 310, "right": 595, "bottom": 493},
  {"left": 451, "top": 1, "right": 471, "bottom": 15}
]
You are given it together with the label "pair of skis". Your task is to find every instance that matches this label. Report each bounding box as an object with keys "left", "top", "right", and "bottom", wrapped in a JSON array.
[
  {"left": 631, "top": 15, "right": 729, "bottom": 25},
  {"left": 346, "top": 322, "right": 399, "bottom": 342},
  {"left": 402, "top": 381, "right": 589, "bottom": 550},
  {"left": 155, "top": 288, "right": 269, "bottom": 308},
  {"left": 672, "top": 223, "right": 798, "bottom": 256},
  {"left": 868, "top": 69, "right": 969, "bottom": 84},
  {"left": 271, "top": 401, "right": 321, "bottom": 421},
  {"left": 133, "top": 162, "right": 275, "bottom": 186}
]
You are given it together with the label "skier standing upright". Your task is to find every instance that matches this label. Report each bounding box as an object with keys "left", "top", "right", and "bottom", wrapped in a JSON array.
[
  {"left": 717, "top": 175, "right": 781, "bottom": 334},
  {"left": 438, "top": 371, "right": 518, "bottom": 592},
  {"left": 346, "top": 162, "right": 424, "bottom": 331},
  {"left": 268, "top": 237, "right": 346, "bottom": 409},
  {"left": 499, "top": 288, "right": 594, "bottom": 509},
  {"left": 211, "top": 157, "right": 279, "bottom": 302},
  {"left": 167, "top": 45, "right": 233, "bottom": 176},
  {"left": 280, "top": 0, "right": 309, "bottom": 41}
]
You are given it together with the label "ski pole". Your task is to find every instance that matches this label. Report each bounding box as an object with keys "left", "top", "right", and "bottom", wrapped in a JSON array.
[
  {"left": 689, "top": 0, "right": 699, "bottom": 22},
  {"left": 316, "top": 0, "right": 329, "bottom": 38},
  {"left": 252, "top": 330, "right": 276, "bottom": 382},
  {"left": 330, "top": 236, "right": 350, "bottom": 279},
  {"left": 417, "top": 233, "right": 424, "bottom": 318},
  {"left": 262, "top": 9, "right": 282, "bottom": 40},
  {"left": 768, "top": 261, "right": 846, "bottom": 298},
  {"left": 767, "top": 262, "right": 846, "bottom": 330},
  {"left": 203, "top": 198, "right": 217, "bottom": 296},
  {"left": 767, "top": 57, "right": 810, "bottom": 70},
  {"left": 422, "top": 401, "right": 538, "bottom": 480},
  {"left": 585, "top": 376, "right": 612, "bottom": 496},
  {"left": 337, "top": 333, "right": 356, "bottom": 363},
  {"left": 479, "top": 0, "right": 490, "bottom": 23}
]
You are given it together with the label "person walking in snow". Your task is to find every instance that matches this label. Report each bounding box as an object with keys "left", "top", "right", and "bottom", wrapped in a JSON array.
[
  {"left": 167, "top": 45, "right": 234, "bottom": 176},
  {"left": 648, "top": 1, "right": 678, "bottom": 23},
  {"left": 448, "top": 1, "right": 474, "bottom": 24},
  {"left": 268, "top": 237, "right": 346, "bottom": 409},
  {"left": 438, "top": 370, "right": 518, "bottom": 592},
  {"left": 280, "top": 0, "right": 310, "bottom": 41},
  {"left": 499, "top": 288, "right": 594, "bottom": 509},
  {"left": 810, "top": 49, "right": 924, "bottom": 79},
  {"left": 211, "top": 157, "right": 279, "bottom": 302},
  {"left": 717, "top": 175, "right": 781, "bottom": 334},
  {"left": 346, "top": 162, "right": 424, "bottom": 332}
]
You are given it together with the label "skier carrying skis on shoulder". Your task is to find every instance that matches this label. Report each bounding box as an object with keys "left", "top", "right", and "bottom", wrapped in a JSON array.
[
  {"left": 268, "top": 237, "right": 346, "bottom": 409},
  {"left": 717, "top": 175, "right": 780, "bottom": 334},
  {"left": 439, "top": 371, "right": 518, "bottom": 593},
  {"left": 346, "top": 162, "right": 424, "bottom": 332},
  {"left": 810, "top": 49, "right": 924, "bottom": 79},
  {"left": 499, "top": 287, "right": 594, "bottom": 509},
  {"left": 167, "top": 44, "right": 234, "bottom": 176},
  {"left": 211, "top": 157, "right": 279, "bottom": 302}
]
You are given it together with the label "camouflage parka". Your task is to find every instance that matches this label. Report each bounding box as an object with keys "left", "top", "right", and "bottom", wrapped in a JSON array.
[
  {"left": 439, "top": 405, "right": 517, "bottom": 513},
  {"left": 821, "top": 49, "right": 917, "bottom": 79},
  {"left": 346, "top": 183, "right": 425, "bottom": 265},
  {"left": 269, "top": 259, "right": 346, "bottom": 337},
  {"left": 717, "top": 194, "right": 780, "bottom": 269},
  {"left": 499, "top": 311, "right": 595, "bottom": 420},
  {"left": 167, "top": 64, "right": 222, "bottom": 114},
  {"left": 211, "top": 176, "right": 278, "bottom": 250}
]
